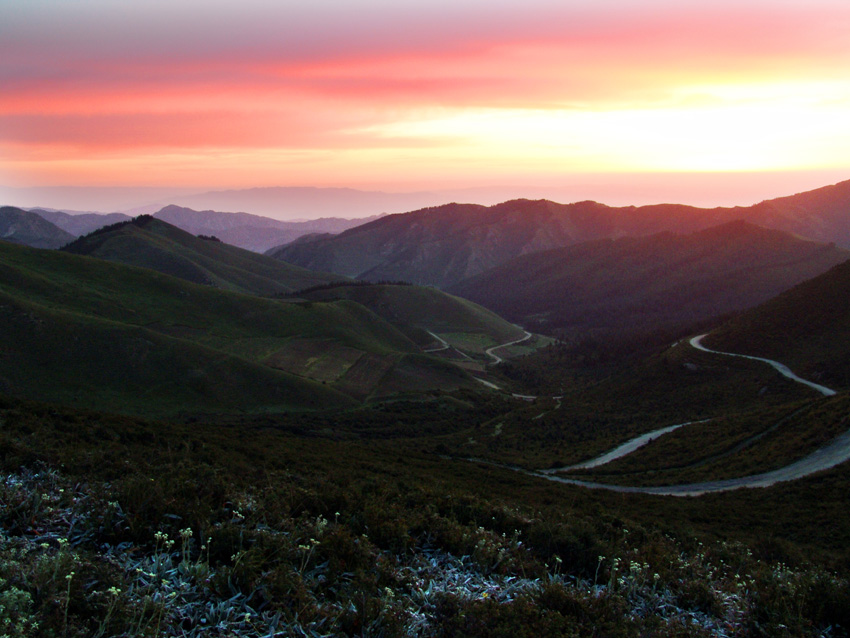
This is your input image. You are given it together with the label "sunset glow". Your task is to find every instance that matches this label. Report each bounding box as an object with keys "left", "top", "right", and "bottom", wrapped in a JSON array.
[{"left": 2, "top": 0, "right": 850, "bottom": 204}]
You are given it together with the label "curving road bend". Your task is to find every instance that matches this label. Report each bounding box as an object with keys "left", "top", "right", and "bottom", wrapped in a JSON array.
[
  {"left": 536, "top": 427, "right": 850, "bottom": 496},
  {"left": 485, "top": 329, "right": 533, "bottom": 364},
  {"left": 690, "top": 334, "right": 836, "bottom": 397},
  {"left": 540, "top": 420, "right": 712, "bottom": 473},
  {"left": 423, "top": 330, "right": 450, "bottom": 353}
]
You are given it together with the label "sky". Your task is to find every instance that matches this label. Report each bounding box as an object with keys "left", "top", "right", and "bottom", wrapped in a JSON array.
[{"left": 2, "top": 0, "right": 850, "bottom": 210}]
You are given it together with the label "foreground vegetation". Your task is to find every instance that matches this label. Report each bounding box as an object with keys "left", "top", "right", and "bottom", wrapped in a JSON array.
[{"left": 2, "top": 395, "right": 850, "bottom": 637}]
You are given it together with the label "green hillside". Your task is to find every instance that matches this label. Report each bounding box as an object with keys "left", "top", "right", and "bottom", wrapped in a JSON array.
[
  {"left": 0, "top": 241, "right": 473, "bottom": 415},
  {"left": 703, "top": 257, "right": 850, "bottom": 389},
  {"left": 62, "top": 215, "right": 343, "bottom": 295},
  {"left": 298, "top": 282, "right": 530, "bottom": 358}
]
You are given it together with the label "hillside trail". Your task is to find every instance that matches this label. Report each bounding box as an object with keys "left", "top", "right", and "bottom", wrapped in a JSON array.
[
  {"left": 539, "top": 420, "right": 712, "bottom": 474},
  {"left": 689, "top": 334, "right": 836, "bottom": 396},
  {"left": 422, "top": 330, "right": 450, "bottom": 353},
  {"left": 485, "top": 329, "right": 532, "bottom": 364},
  {"left": 467, "top": 334, "right": 846, "bottom": 496}
]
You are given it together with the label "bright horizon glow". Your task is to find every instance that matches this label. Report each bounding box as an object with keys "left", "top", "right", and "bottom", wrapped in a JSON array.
[{"left": 2, "top": 0, "right": 849, "bottom": 206}]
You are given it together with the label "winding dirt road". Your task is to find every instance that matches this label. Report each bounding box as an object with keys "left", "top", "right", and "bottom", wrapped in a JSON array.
[
  {"left": 468, "top": 335, "right": 846, "bottom": 496},
  {"left": 485, "top": 329, "right": 533, "bottom": 364},
  {"left": 423, "top": 330, "right": 450, "bottom": 353},
  {"left": 540, "top": 420, "right": 712, "bottom": 473},
  {"left": 537, "top": 427, "right": 850, "bottom": 496},
  {"left": 690, "top": 334, "right": 836, "bottom": 397}
]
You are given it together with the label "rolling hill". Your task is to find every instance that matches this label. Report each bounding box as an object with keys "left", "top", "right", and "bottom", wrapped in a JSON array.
[
  {"left": 448, "top": 221, "right": 850, "bottom": 340},
  {"left": 296, "top": 282, "right": 530, "bottom": 360},
  {"left": 62, "top": 215, "right": 344, "bottom": 296},
  {"left": 268, "top": 179, "right": 850, "bottom": 288},
  {"left": 0, "top": 241, "right": 474, "bottom": 415},
  {"left": 0, "top": 206, "right": 75, "bottom": 249},
  {"left": 702, "top": 257, "right": 850, "bottom": 390}
]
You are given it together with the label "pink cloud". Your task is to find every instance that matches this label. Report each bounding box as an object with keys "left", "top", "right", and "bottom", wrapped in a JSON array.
[{"left": 2, "top": 1, "right": 849, "bottom": 187}]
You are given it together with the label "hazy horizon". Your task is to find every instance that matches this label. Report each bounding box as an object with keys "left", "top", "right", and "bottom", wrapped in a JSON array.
[{"left": 2, "top": 170, "right": 848, "bottom": 220}]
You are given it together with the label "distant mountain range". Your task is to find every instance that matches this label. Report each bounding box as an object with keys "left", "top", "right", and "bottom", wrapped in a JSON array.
[
  {"left": 164, "top": 187, "right": 447, "bottom": 220},
  {"left": 269, "top": 179, "right": 850, "bottom": 288},
  {"left": 449, "top": 221, "right": 850, "bottom": 340},
  {"left": 0, "top": 206, "right": 75, "bottom": 249},
  {"left": 31, "top": 208, "right": 132, "bottom": 237},
  {"left": 0, "top": 204, "right": 382, "bottom": 253},
  {"left": 151, "top": 204, "right": 384, "bottom": 252}
]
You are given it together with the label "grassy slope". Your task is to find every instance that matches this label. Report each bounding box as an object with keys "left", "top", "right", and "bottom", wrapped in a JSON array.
[
  {"left": 0, "top": 289, "right": 355, "bottom": 416},
  {"left": 704, "top": 258, "right": 850, "bottom": 389},
  {"left": 300, "top": 283, "right": 526, "bottom": 351},
  {"left": 63, "top": 216, "right": 344, "bottom": 296},
  {"left": 0, "top": 241, "right": 472, "bottom": 415}
]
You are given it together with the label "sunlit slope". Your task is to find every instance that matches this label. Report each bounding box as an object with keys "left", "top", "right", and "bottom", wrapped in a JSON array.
[
  {"left": 748, "top": 179, "right": 850, "bottom": 247},
  {"left": 450, "top": 221, "right": 849, "bottom": 340},
  {"left": 0, "top": 241, "right": 472, "bottom": 414},
  {"left": 298, "top": 283, "right": 526, "bottom": 351},
  {"left": 703, "top": 258, "right": 850, "bottom": 390},
  {"left": 62, "top": 215, "right": 343, "bottom": 295}
]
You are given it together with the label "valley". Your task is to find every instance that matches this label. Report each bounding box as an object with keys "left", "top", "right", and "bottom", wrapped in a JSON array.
[{"left": 2, "top": 179, "right": 850, "bottom": 636}]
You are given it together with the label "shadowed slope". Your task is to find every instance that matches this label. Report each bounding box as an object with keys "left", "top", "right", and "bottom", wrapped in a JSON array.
[
  {"left": 450, "top": 221, "right": 849, "bottom": 340},
  {"left": 703, "top": 258, "right": 850, "bottom": 390}
]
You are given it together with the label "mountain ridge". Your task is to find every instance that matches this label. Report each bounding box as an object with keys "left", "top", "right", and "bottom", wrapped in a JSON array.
[
  {"left": 61, "top": 215, "right": 344, "bottom": 296},
  {"left": 0, "top": 206, "right": 75, "bottom": 249},
  {"left": 448, "top": 220, "right": 850, "bottom": 341},
  {"left": 268, "top": 179, "right": 850, "bottom": 287}
]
